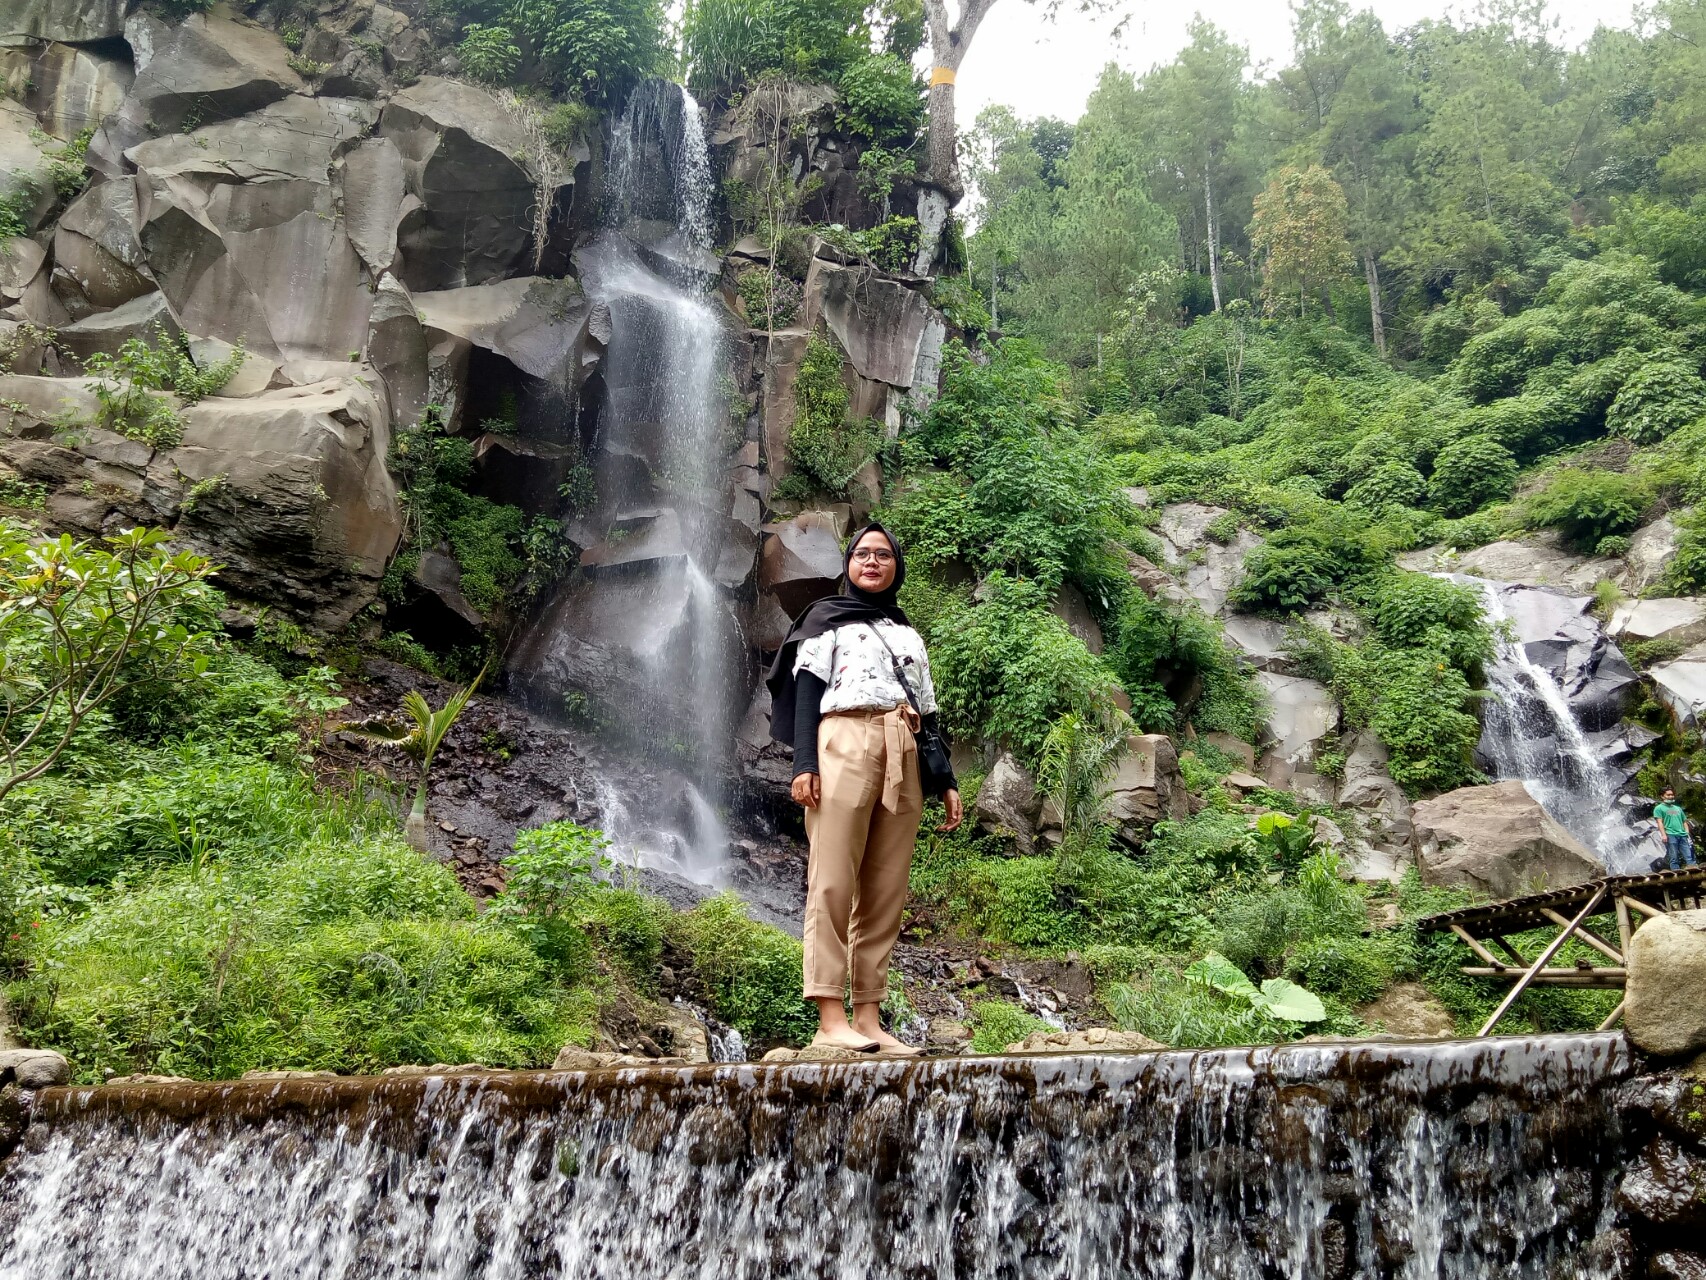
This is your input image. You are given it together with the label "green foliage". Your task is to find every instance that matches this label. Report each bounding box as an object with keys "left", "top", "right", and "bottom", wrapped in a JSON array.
[
  {"left": 1428, "top": 435, "right": 1518, "bottom": 515},
  {"left": 83, "top": 325, "right": 246, "bottom": 449},
  {"left": 735, "top": 265, "right": 801, "bottom": 327},
  {"left": 1230, "top": 511, "right": 1385, "bottom": 612},
  {"left": 458, "top": 24, "right": 522, "bottom": 83},
  {"left": 1104, "top": 592, "right": 1260, "bottom": 738},
  {"left": 1036, "top": 711, "right": 1123, "bottom": 854},
  {"left": 1668, "top": 506, "right": 1706, "bottom": 594},
  {"left": 783, "top": 332, "right": 879, "bottom": 493},
  {"left": 438, "top": 0, "right": 665, "bottom": 100},
  {"left": 837, "top": 54, "right": 923, "bottom": 144},
  {"left": 1184, "top": 951, "right": 1326, "bottom": 1023},
  {"left": 682, "top": 0, "right": 869, "bottom": 96},
  {"left": 487, "top": 821, "right": 611, "bottom": 973},
  {"left": 1345, "top": 460, "right": 1425, "bottom": 511},
  {"left": 1605, "top": 358, "right": 1706, "bottom": 444},
  {"left": 968, "top": 998, "right": 1050, "bottom": 1052},
  {"left": 669, "top": 893, "right": 816, "bottom": 1045},
  {"left": 919, "top": 573, "right": 1121, "bottom": 766},
  {"left": 541, "top": 100, "right": 599, "bottom": 151},
  {"left": 0, "top": 527, "right": 218, "bottom": 804},
  {"left": 852, "top": 144, "right": 918, "bottom": 214},
  {"left": 1520, "top": 468, "right": 1651, "bottom": 551}
]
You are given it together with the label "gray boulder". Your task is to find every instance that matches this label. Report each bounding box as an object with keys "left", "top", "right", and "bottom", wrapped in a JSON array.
[
  {"left": 56, "top": 291, "right": 178, "bottom": 365},
  {"left": 366, "top": 274, "right": 430, "bottom": 428},
  {"left": 1, "top": 38, "right": 133, "bottom": 142},
  {"left": 1410, "top": 781, "right": 1604, "bottom": 898},
  {"left": 1610, "top": 598, "right": 1706, "bottom": 650},
  {"left": 380, "top": 78, "right": 559, "bottom": 291},
  {"left": 973, "top": 751, "right": 1039, "bottom": 853},
  {"left": 0, "top": 99, "right": 53, "bottom": 233},
  {"left": 1619, "top": 515, "right": 1679, "bottom": 596},
  {"left": 1106, "top": 733, "right": 1190, "bottom": 847},
  {"left": 1649, "top": 641, "right": 1706, "bottom": 729},
  {"left": 51, "top": 179, "right": 154, "bottom": 318},
  {"left": 759, "top": 510, "right": 843, "bottom": 616},
  {"left": 1401, "top": 536, "right": 1619, "bottom": 594},
  {"left": 3, "top": 0, "right": 127, "bottom": 43},
  {"left": 170, "top": 377, "right": 402, "bottom": 628},
  {"left": 735, "top": 683, "right": 793, "bottom": 794},
  {"left": 1254, "top": 671, "right": 1339, "bottom": 786},
  {"left": 0, "top": 1047, "right": 70, "bottom": 1088},
  {"left": 1154, "top": 503, "right": 1262, "bottom": 618},
  {"left": 415, "top": 276, "right": 606, "bottom": 390},
  {"left": 1625, "top": 908, "right": 1706, "bottom": 1059}
]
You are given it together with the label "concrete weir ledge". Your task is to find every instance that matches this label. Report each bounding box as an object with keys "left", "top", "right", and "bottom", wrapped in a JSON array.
[{"left": 0, "top": 1034, "right": 1645, "bottom": 1280}]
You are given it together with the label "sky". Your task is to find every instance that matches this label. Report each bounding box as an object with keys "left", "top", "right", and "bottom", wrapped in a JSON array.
[{"left": 953, "top": 0, "right": 1644, "bottom": 128}]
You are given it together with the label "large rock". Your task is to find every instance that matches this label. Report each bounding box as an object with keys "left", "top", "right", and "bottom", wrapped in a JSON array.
[
  {"left": 1485, "top": 581, "right": 1637, "bottom": 732},
  {"left": 1, "top": 39, "right": 133, "bottom": 142},
  {"left": 1003, "top": 1028, "right": 1165, "bottom": 1055},
  {"left": 1254, "top": 672, "right": 1339, "bottom": 786},
  {"left": 734, "top": 683, "right": 793, "bottom": 793},
  {"left": 1649, "top": 641, "right": 1706, "bottom": 729},
  {"left": 1625, "top": 909, "right": 1706, "bottom": 1059},
  {"left": 1610, "top": 598, "right": 1706, "bottom": 650},
  {"left": 1334, "top": 730, "right": 1414, "bottom": 857},
  {"left": 1222, "top": 614, "right": 1294, "bottom": 674},
  {"left": 0, "top": 99, "right": 53, "bottom": 233},
  {"left": 1106, "top": 733, "right": 1190, "bottom": 847},
  {"left": 380, "top": 77, "right": 559, "bottom": 291},
  {"left": 973, "top": 750, "right": 1039, "bottom": 854},
  {"left": 1410, "top": 781, "right": 1604, "bottom": 898},
  {"left": 1620, "top": 515, "right": 1678, "bottom": 596},
  {"left": 759, "top": 510, "right": 843, "bottom": 616},
  {"left": 415, "top": 276, "right": 606, "bottom": 390},
  {"left": 170, "top": 377, "right": 402, "bottom": 627},
  {"left": 1400, "top": 536, "right": 1619, "bottom": 594},
  {"left": 1051, "top": 582, "right": 1103, "bottom": 655},
  {"left": 3, "top": 0, "right": 127, "bottom": 43},
  {"left": 0, "top": 1047, "right": 70, "bottom": 1088},
  {"left": 800, "top": 257, "right": 945, "bottom": 430},
  {"left": 51, "top": 179, "right": 154, "bottom": 318},
  {"left": 1155, "top": 503, "right": 1262, "bottom": 617},
  {"left": 55, "top": 291, "right": 178, "bottom": 365}
]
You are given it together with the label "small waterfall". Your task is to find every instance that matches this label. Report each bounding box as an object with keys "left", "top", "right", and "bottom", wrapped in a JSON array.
[
  {"left": 0, "top": 1036, "right": 1634, "bottom": 1279},
  {"left": 1468, "top": 578, "right": 1644, "bottom": 870},
  {"left": 513, "top": 81, "right": 742, "bottom": 882}
]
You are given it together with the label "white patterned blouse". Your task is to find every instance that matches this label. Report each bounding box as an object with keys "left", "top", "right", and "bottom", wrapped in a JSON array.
[{"left": 792, "top": 619, "right": 939, "bottom": 716}]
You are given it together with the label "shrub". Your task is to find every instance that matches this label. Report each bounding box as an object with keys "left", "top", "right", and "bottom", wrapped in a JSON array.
[
  {"left": 837, "top": 53, "right": 923, "bottom": 144},
  {"left": 1668, "top": 507, "right": 1706, "bottom": 594},
  {"left": 1346, "top": 461, "right": 1426, "bottom": 511},
  {"left": 1605, "top": 358, "right": 1706, "bottom": 444},
  {"left": 1105, "top": 592, "right": 1260, "bottom": 739},
  {"left": 968, "top": 998, "right": 1050, "bottom": 1052},
  {"left": 670, "top": 892, "right": 816, "bottom": 1045},
  {"left": 458, "top": 24, "right": 522, "bottom": 83},
  {"left": 1230, "top": 513, "right": 1385, "bottom": 613},
  {"left": 1521, "top": 469, "right": 1650, "bottom": 551},
  {"left": 83, "top": 325, "right": 246, "bottom": 449},
  {"left": 1427, "top": 435, "right": 1518, "bottom": 515},
  {"left": 735, "top": 265, "right": 801, "bottom": 327},
  {"left": 921, "top": 572, "right": 1122, "bottom": 765},
  {"left": 782, "top": 333, "right": 880, "bottom": 493},
  {"left": 1368, "top": 652, "right": 1484, "bottom": 794}
]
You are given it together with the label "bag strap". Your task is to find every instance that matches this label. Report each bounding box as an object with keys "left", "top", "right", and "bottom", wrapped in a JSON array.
[{"left": 868, "top": 624, "right": 923, "bottom": 717}]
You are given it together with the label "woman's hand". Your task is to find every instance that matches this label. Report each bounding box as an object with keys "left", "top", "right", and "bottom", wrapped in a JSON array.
[
  {"left": 792, "top": 772, "right": 821, "bottom": 809},
  {"left": 937, "top": 788, "right": 963, "bottom": 832}
]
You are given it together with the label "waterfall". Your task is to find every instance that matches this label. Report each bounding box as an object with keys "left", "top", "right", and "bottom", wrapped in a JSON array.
[
  {"left": 1468, "top": 578, "right": 1645, "bottom": 871},
  {"left": 513, "top": 81, "right": 743, "bottom": 883},
  {"left": 0, "top": 1036, "right": 1633, "bottom": 1279}
]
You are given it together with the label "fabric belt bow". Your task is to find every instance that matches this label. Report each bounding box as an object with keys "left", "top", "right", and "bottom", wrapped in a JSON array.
[{"left": 881, "top": 704, "right": 919, "bottom": 811}]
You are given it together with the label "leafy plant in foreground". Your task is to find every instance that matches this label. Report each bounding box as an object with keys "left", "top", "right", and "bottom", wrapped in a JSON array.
[
  {"left": 1185, "top": 951, "right": 1326, "bottom": 1023},
  {"left": 0, "top": 527, "right": 218, "bottom": 803}
]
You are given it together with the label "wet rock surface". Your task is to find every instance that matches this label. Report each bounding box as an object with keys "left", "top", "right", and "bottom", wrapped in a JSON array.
[{"left": 1411, "top": 780, "right": 1605, "bottom": 897}]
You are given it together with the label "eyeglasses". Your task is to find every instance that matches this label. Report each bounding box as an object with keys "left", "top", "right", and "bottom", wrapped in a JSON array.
[{"left": 850, "top": 549, "right": 895, "bottom": 563}]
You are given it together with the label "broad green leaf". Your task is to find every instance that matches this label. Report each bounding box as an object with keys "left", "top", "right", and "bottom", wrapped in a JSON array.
[
  {"left": 1255, "top": 812, "right": 1293, "bottom": 837},
  {"left": 1185, "top": 951, "right": 1258, "bottom": 999},
  {"left": 1255, "top": 978, "right": 1327, "bottom": 1023}
]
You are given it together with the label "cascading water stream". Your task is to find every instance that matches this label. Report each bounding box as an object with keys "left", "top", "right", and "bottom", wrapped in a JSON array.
[
  {"left": 522, "top": 82, "right": 737, "bottom": 883},
  {"left": 0, "top": 1036, "right": 1635, "bottom": 1279},
  {"left": 1465, "top": 577, "right": 1646, "bottom": 871}
]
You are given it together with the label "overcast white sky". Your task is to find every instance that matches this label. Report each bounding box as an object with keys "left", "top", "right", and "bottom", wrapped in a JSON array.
[{"left": 954, "top": 0, "right": 1644, "bottom": 127}]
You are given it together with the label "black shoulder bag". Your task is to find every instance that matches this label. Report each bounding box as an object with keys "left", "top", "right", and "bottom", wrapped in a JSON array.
[{"left": 870, "top": 626, "right": 956, "bottom": 797}]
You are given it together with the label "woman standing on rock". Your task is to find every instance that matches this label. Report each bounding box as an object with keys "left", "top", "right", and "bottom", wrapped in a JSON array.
[{"left": 766, "top": 523, "right": 963, "bottom": 1054}]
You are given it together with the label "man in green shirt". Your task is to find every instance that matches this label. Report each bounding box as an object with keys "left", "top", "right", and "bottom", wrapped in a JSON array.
[{"left": 1653, "top": 789, "right": 1697, "bottom": 870}]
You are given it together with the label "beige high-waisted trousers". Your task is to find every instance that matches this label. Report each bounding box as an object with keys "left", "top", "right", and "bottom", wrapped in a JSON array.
[{"left": 802, "top": 705, "right": 924, "bottom": 1003}]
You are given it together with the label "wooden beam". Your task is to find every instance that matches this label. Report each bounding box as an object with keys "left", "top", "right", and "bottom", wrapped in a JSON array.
[
  {"left": 1489, "top": 935, "right": 1529, "bottom": 966},
  {"left": 1478, "top": 886, "right": 1607, "bottom": 1037},
  {"left": 1459, "top": 967, "right": 1625, "bottom": 985},
  {"left": 1450, "top": 925, "right": 1508, "bottom": 968},
  {"left": 1615, "top": 895, "right": 1634, "bottom": 960},
  {"left": 1540, "top": 908, "right": 1624, "bottom": 964},
  {"left": 1597, "top": 1000, "right": 1626, "bottom": 1032},
  {"left": 1626, "top": 897, "right": 1668, "bottom": 920}
]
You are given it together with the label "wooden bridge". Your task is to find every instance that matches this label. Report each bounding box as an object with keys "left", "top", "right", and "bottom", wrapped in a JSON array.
[{"left": 1415, "top": 866, "right": 1706, "bottom": 1036}]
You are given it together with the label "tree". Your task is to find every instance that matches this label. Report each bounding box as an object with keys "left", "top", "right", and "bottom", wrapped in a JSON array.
[
  {"left": 0, "top": 527, "right": 218, "bottom": 803},
  {"left": 915, "top": 0, "right": 1119, "bottom": 268},
  {"left": 1249, "top": 164, "right": 1353, "bottom": 314},
  {"left": 338, "top": 672, "right": 485, "bottom": 851}
]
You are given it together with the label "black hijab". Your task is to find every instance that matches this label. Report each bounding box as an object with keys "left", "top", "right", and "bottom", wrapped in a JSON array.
[{"left": 764, "top": 522, "right": 909, "bottom": 747}]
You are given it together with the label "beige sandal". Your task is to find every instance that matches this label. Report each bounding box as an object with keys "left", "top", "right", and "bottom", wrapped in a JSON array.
[{"left": 809, "top": 1032, "right": 881, "bottom": 1054}]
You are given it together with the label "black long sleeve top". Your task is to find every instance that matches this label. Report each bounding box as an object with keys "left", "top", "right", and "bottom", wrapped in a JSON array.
[{"left": 790, "top": 669, "right": 955, "bottom": 790}]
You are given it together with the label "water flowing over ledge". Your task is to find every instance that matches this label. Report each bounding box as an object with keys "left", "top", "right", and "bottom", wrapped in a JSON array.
[{"left": 0, "top": 1035, "right": 1634, "bottom": 1279}]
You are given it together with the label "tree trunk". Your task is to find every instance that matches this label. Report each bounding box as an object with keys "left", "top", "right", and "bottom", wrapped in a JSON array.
[
  {"left": 990, "top": 258, "right": 998, "bottom": 330},
  {"left": 914, "top": 0, "right": 997, "bottom": 270},
  {"left": 1204, "top": 170, "right": 1222, "bottom": 312},
  {"left": 1363, "top": 252, "right": 1386, "bottom": 357},
  {"left": 405, "top": 780, "right": 431, "bottom": 852}
]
